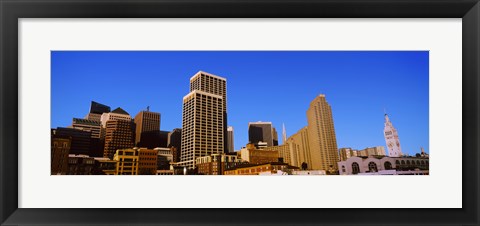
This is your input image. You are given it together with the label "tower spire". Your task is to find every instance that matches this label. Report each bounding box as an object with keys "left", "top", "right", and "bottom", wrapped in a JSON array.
[{"left": 282, "top": 123, "right": 287, "bottom": 144}]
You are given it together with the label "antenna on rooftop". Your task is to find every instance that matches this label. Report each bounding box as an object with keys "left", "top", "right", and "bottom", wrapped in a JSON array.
[{"left": 147, "top": 106, "right": 150, "bottom": 112}]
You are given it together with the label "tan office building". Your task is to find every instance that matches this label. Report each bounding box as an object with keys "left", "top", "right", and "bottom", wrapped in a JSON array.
[
  {"left": 306, "top": 94, "right": 339, "bottom": 171},
  {"left": 113, "top": 149, "right": 139, "bottom": 175}
]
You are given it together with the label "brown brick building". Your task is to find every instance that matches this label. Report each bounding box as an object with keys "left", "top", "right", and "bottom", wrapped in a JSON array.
[
  {"left": 138, "top": 148, "right": 158, "bottom": 175},
  {"left": 224, "top": 162, "right": 297, "bottom": 175},
  {"left": 104, "top": 120, "right": 135, "bottom": 159},
  {"left": 51, "top": 135, "right": 71, "bottom": 175},
  {"left": 195, "top": 153, "right": 245, "bottom": 175},
  {"left": 134, "top": 110, "right": 161, "bottom": 149}
]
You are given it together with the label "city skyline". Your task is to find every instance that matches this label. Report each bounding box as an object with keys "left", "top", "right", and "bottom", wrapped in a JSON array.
[{"left": 51, "top": 51, "right": 429, "bottom": 155}]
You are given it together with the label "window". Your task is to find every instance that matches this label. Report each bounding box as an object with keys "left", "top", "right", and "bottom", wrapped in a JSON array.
[
  {"left": 341, "top": 165, "right": 346, "bottom": 173},
  {"left": 351, "top": 162, "right": 360, "bottom": 175},
  {"left": 368, "top": 162, "right": 378, "bottom": 172},
  {"left": 384, "top": 161, "right": 392, "bottom": 170}
]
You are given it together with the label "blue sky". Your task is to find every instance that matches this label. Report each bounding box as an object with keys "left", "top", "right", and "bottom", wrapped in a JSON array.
[{"left": 51, "top": 51, "right": 429, "bottom": 155}]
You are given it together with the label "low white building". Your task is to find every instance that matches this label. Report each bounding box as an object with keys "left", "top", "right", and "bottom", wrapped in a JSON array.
[{"left": 337, "top": 156, "right": 429, "bottom": 175}]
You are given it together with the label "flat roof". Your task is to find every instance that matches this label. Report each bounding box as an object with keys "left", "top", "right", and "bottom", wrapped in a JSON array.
[{"left": 190, "top": 71, "right": 226, "bottom": 82}]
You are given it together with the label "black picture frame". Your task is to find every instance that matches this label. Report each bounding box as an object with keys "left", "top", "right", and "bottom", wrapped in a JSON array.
[{"left": 1, "top": 0, "right": 478, "bottom": 225}]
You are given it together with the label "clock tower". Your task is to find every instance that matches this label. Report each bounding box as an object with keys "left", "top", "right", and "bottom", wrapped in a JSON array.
[{"left": 384, "top": 113, "right": 402, "bottom": 157}]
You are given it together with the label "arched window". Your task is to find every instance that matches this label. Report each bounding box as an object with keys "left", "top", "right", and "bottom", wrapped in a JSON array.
[
  {"left": 368, "top": 162, "right": 378, "bottom": 172},
  {"left": 396, "top": 160, "right": 400, "bottom": 165},
  {"left": 352, "top": 162, "right": 360, "bottom": 175},
  {"left": 416, "top": 160, "right": 420, "bottom": 165},
  {"left": 341, "top": 165, "right": 346, "bottom": 173},
  {"left": 384, "top": 161, "right": 392, "bottom": 170},
  {"left": 406, "top": 160, "right": 411, "bottom": 165},
  {"left": 421, "top": 160, "right": 425, "bottom": 165},
  {"left": 401, "top": 160, "right": 406, "bottom": 165}
]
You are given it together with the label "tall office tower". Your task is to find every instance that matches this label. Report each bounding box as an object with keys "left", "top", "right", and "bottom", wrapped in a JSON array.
[
  {"left": 103, "top": 120, "right": 135, "bottom": 159},
  {"left": 248, "top": 121, "right": 274, "bottom": 147},
  {"left": 100, "top": 107, "right": 132, "bottom": 128},
  {"left": 134, "top": 110, "right": 161, "bottom": 148},
  {"left": 85, "top": 101, "right": 111, "bottom": 121},
  {"left": 384, "top": 113, "right": 402, "bottom": 157},
  {"left": 181, "top": 71, "right": 226, "bottom": 169},
  {"left": 306, "top": 94, "right": 339, "bottom": 171},
  {"left": 272, "top": 127, "right": 279, "bottom": 146},
  {"left": 167, "top": 128, "right": 182, "bottom": 162},
  {"left": 282, "top": 123, "right": 287, "bottom": 144},
  {"left": 285, "top": 127, "right": 311, "bottom": 168},
  {"left": 189, "top": 71, "right": 228, "bottom": 153},
  {"left": 227, "top": 126, "right": 234, "bottom": 153}
]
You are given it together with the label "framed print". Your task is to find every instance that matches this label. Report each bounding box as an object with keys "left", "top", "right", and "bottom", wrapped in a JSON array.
[{"left": 0, "top": 0, "right": 479, "bottom": 225}]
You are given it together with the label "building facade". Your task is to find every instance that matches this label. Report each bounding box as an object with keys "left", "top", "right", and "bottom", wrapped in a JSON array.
[
  {"left": 104, "top": 120, "right": 135, "bottom": 159},
  {"left": 384, "top": 113, "right": 403, "bottom": 157},
  {"left": 224, "top": 162, "right": 295, "bottom": 175},
  {"left": 238, "top": 143, "right": 279, "bottom": 165},
  {"left": 134, "top": 110, "right": 161, "bottom": 149},
  {"left": 67, "top": 154, "right": 96, "bottom": 175},
  {"left": 180, "top": 71, "right": 226, "bottom": 169},
  {"left": 248, "top": 121, "right": 274, "bottom": 147},
  {"left": 113, "top": 149, "right": 140, "bottom": 175},
  {"left": 155, "top": 147, "right": 174, "bottom": 170},
  {"left": 263, "top": 144, "right": 290, "bottom": 164},
  {"left": 189, "top": 71, "right": 228, "bottom": 154},
  {"left": 195, "top": 153, "right": 244, "bottom": 175},
  {"left": 138, "top": 148, "right": 158, "bottom": 175},
  {"left": 339, "top": 146, "right": 386, "bottom": 161},
  {"left": 338, "top": 156, "right": 429, "bottom": 175},
  {"left": 100, "top": 107, "right": 132, "bottom": 128},
  {"left": 53, "top": 127, "right": 92, "bottom": 156},
  {"left": 227, "top": 126, "right": 234, "bottom": 153},
  {"left": 306, "top": 94, "right": 339, "bottom": 171},
  {"left": 167, "top": 128, "right": 182, "bottom": 162},
  {"left": 285, "top": 127, "right": 311, "bottom": 168},
  {"left": 51, "top": 135, "right": 71, "bottom": 175}
]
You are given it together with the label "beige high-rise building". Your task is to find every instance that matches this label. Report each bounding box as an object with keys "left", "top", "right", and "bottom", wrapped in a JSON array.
[
  {"left": 285, "top": 127, "right": 311, "bottom": 168},
  {"left": 190, "top": 71, "right": 228, "bottom": 154},
  {"left": 306, "top": 94, "right": 339, "bottom": 171},
  {"left": 180, "top": 71, "right": 226, "bottom": 169}
]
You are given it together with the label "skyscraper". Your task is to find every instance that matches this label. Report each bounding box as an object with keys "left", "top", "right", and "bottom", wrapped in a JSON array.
[
  {"left": 189, "top": 71, "right": 228, "bottom": 153},
  {"left": 384, "top": 113, "right": 402, "bottom": 157},
  {"left": 180, "top": 71, "right": 226, "bottom": 169},
  {"left": 306, "top": 94, "right": 339, "bottom": 171},
  {"left": 104, "top": 120, "right": 135, "bottom": 159},
  {"left": 134, "top": 110, "right": 161, "bottom": 148},
  {"left": 227, "top": 126, "right": 234, "bottom": 153},
  {"left": 272, "top": 127, "right": 279, "bottom": 146},
  {"left": 248, "top": 121, "right": 274, "bottom": 147},
  {"left": 282, "top": 123, "right": 287, "bottom": 144}
]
